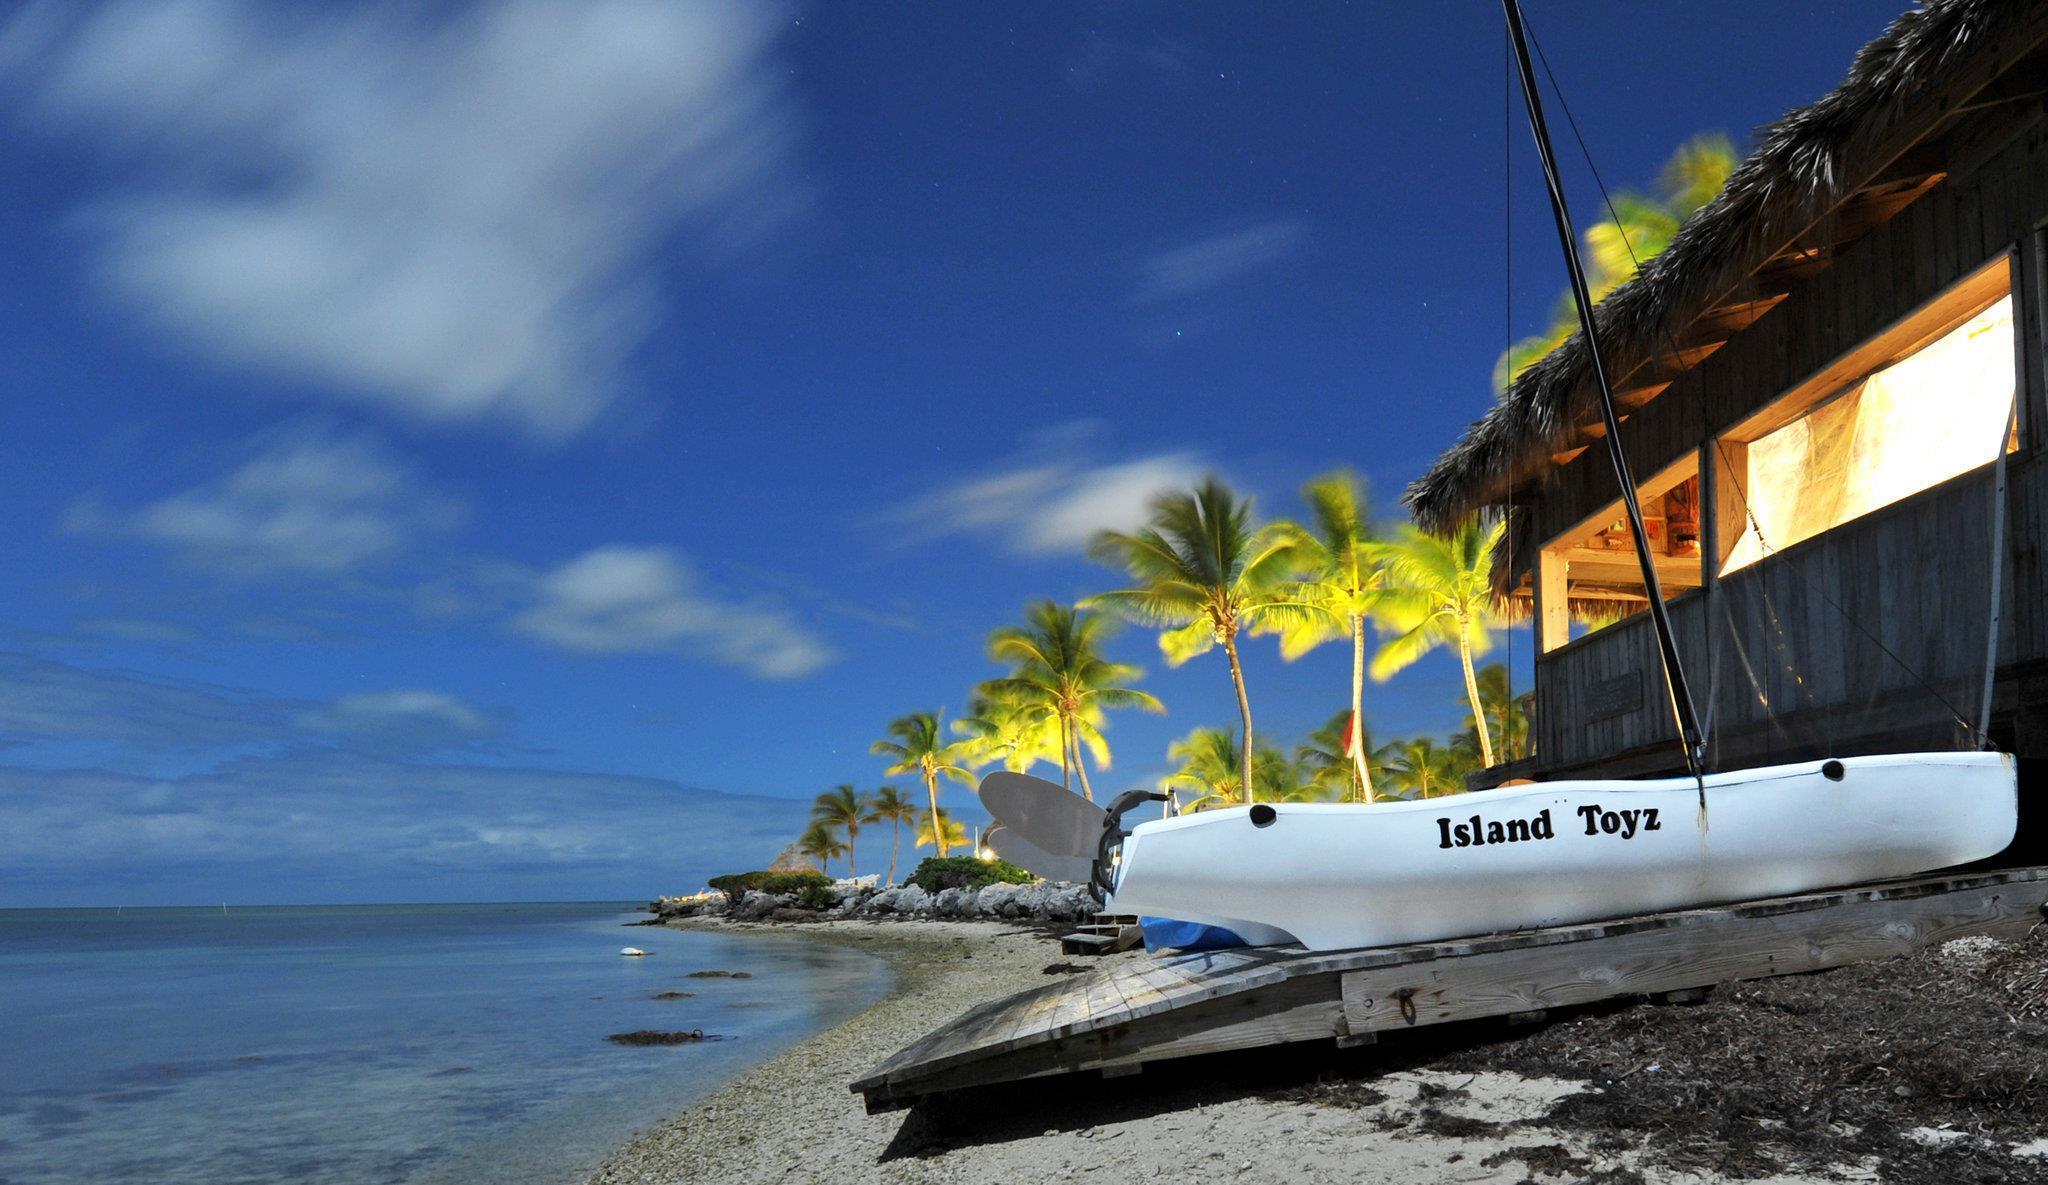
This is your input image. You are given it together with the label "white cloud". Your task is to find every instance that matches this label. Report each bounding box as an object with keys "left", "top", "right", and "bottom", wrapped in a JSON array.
[
  {"left": 68, "top": 430, "right": 463, "bottom": 577},
  {"left": 891, "top": 442, "right": 1208, "bottom": 556},
  {"left": 1135, "top": 218, "right": 1307, "bottom": 303},
  {"left": 294, "top": 689, "right": 497, "bottom": 755},
  {"left": 513, "top": 545, "right": 832, "bottom": 679},
  {"left": 2, "top": 0, "right": 805, "bottom": 439}
]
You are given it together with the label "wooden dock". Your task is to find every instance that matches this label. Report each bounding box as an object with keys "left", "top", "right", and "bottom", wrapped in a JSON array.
[{"left": 853, "top": 866, "right": 2048, "bottom": 1112}]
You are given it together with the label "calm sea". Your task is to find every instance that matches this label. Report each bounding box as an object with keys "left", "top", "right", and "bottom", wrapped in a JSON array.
[{"left": 0, "top": 903, "right": 889, "bottom": 1185}]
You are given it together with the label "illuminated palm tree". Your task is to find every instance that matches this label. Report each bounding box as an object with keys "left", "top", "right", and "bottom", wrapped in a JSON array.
[
  {"left": 1372, "top": 518, "right": 1508, "bottom": 768},
  {"left": 798, "top": 822, "right": 847, "bottom": 877},
  {"left": 1497, "top": 133, "right": 1738, "bottom": 389},
  {"left": 1375, "top": 738, "right": 1467, "bottom": 800},
  {"left": 915, "top": 806, "right": 968, "bottom": 854},
  {"left": 1269, "top": 471, "right": 1387, "bottom": 801},
  {"left": 864, "top": 785, "right": 918, "bottom": 886},
  {"left": 1087, "top": 478, "right": 1309, "bottom": 799},
  {"left": 810, "top": 785, "right": 867, "bottom": 880},
  {"left": 1299, "top": 709, "right": 1372, "bottom": 802},
  {"left": 872, "top": 712, "right": 975, "bottom": 857},
  {"left": 1455, "top": 663, "right": 1530, "bottom": 764},
  {"left": 1159, "top": 726, "right": 1311, "bottom": 811},
  {"left": 953, "top": 687, "right": 1064, "bottom": 775},
  {"left": 986, "top": 601, "right": 1164, "bottom": 800}
]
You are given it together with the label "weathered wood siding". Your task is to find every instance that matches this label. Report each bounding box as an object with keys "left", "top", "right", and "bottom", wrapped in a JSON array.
[
  {"left": 1538, "top": 465, "right": 2017, "bottom": 769},
  {"left": 1532, "top": 112, "right": 2048, "bottom": 773}
]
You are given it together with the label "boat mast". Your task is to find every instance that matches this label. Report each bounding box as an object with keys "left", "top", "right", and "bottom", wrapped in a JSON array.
[{"left": 1499, "top": 0, "right": 1706, "bottom": 783}]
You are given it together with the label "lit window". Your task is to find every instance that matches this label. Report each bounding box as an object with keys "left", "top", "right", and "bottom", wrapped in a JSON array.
[{"left": 1722, "top": 294, "right": 2015, "bottom": 573}]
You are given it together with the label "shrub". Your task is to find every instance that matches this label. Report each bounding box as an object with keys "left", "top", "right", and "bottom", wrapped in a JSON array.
[
  {"left": 707, "top": 869, "right": 831, "bottom": 902},
  {"left": 762, "top": 870, "right": 832, "bottom": 896},
  {"left": 795, "top": 884, "right": 838, "bottom": 911},
  {"left": 905, "top": 855, "right": 1034, "bottom": 894}
]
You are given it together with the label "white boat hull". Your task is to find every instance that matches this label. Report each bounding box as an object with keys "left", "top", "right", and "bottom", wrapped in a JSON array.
[{"left": 1108, "top": 752, "right": 2017, "bottom": 952}]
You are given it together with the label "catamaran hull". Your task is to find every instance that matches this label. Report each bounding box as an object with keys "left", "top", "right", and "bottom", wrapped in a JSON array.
[{"left": 1108, "top": 752, "right": 2017, "bottom": 952}]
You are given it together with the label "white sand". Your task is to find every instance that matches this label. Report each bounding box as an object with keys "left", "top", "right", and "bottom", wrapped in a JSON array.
[{"left": 586, "top": 918, "right": 1841, "bottom": 1185}]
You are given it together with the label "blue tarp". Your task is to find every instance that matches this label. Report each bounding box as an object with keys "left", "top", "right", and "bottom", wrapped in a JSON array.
[{"left": 1139, "top": 917, "right": 1247, "bottom": 952}]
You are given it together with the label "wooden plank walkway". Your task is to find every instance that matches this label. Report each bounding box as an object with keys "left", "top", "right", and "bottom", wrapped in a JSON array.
[{"left": 852, "top": 866, "right": 2048, "bottom": 1111}]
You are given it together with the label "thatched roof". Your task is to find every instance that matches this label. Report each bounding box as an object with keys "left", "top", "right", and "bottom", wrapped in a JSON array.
[{"left": 1405, "top": 0, "right": 2042, "bottom": 535}]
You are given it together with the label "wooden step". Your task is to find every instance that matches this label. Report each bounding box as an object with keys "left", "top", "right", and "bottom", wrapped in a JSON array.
[
  {"left": 1059, "top": 932, "right": 1118, "bottom": 956},
  {"left": 1060, "top": 922, "right": 1144, "bottom": 957}
]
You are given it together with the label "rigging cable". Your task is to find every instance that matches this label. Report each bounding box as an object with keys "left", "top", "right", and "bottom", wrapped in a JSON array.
[
  {"left": 1501, "top": 0, "right": 1708, "bottom": 798},
  {"left": 1520, "top": 14, "right": 1988, "bottom": 751}
]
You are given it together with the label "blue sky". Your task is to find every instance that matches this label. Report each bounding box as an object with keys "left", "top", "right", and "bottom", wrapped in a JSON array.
[{"left": 0, "top": 1, "right": 1892, "bottom": 905}]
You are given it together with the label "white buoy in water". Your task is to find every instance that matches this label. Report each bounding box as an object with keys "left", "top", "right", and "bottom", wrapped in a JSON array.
[{"left": 620, "top": 946, "right": 649, "bottom": 957}]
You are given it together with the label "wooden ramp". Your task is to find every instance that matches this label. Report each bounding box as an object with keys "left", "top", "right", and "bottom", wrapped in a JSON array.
[{"left": 853, "top": 867, "right": 2048, "bottom": 1112}]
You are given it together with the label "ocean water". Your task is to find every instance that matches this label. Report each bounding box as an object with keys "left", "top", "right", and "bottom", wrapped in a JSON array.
[{"left": 0, "top": 903, "right": 890, "bottom": 1185}]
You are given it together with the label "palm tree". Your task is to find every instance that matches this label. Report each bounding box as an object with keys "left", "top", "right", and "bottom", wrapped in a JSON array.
[
  {"left": 872, "top": 712, "right": 975, "bottom": 857},
  {"left": 810, "top": 785, "right": 868, "bottom": 880},
  {"left": 1497, "top": 133, "right": 1738, "bottom": 389},
  {"left": 953, "top": 687, "right": 1064, "bottom": 775},
  {"left": 798, "top": 822, "right": 847, "bottom": 877},
  {"left": 865, "top": 785, "right": 918, "bottom": 885},
  {"left": 986, "top": 601, "right": 1164, "bottom": 800},
  {"left": 1372, "top": 517, "right": 1508, "bottom": 768},
  {"left": 1299, "top": 709, "right": 1372, "bottom": 802},
  {"left": 1270, "top": 471, "right": 1387, "bottom": 802},
  {"left": 1087, "top": 478, "right": 1309, "bottom": 799},
  {"left": 1455, "top": 663, "right": 1530, "bottom": 765},
  {"left": 915, "top": 807, "right": 968, "bottom": 854},
  {"left": 1159, "top": 726, "right": 1311, "bottom": 811},
  {"left": 1375, "top": 738, "right": 1467, "bottom": 800}
]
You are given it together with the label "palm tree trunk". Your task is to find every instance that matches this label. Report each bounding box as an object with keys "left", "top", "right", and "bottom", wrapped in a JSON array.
[
  {"left": 922, "top": 769, "right": 948, "bottom": 857},
  {"left": 1349, "top": 614, "right": 1375, "bottom": 804},
  {"left": 847, "top": 828, "right": 858, "bottom": 880},
  {"left": 1057, "top": 714, "right": 1072, "bottom": 793},
  {"left": 1223, "top": 635, "right": 1255, "bottom": 802},
  {"left": 1068, "top": 717, "right": 1096, "bottom": 801},
  {"left": 1457, "top": 615, "right": 1497, "bottom": 768},
  {"left": 888, "top": 822, "right": 901, "bottom": 886}
]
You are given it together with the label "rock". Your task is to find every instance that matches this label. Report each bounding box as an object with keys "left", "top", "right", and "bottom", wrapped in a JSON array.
[
  {"left": 605, "top": 1029, "right": 711, "bottom": 1045},
  {"left": 976, "top": 882, "right": 1027, "bottom": 917},
  {"left": 862, "top": 885, "right": 931, "bottom": 915},
  {"left": 651, "top": 991, "right": 695, "bottom": 1000},
  {"left": 933, "top": 887, "right": 978, "bottom": 917},
  {"left": 730, "top": 891, "right": 791, "bottom": 921}
]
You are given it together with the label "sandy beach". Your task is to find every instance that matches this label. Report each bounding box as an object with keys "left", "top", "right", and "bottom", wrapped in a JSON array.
[{"left": 582, "top": 918, "right": 1971, "bottom": 1185}]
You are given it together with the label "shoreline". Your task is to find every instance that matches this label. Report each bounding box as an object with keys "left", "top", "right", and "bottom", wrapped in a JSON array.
[{"left": 585, "top": 916, "right": 1072, "bottom": 1185}]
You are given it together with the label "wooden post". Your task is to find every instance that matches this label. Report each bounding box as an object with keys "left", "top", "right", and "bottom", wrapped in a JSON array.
[
  {"left": 1536, "top": 548, "right": 1569, "bottom": 654},
  {"left": 1711, "top": 440, "right": 1748, "bottom": 574}
]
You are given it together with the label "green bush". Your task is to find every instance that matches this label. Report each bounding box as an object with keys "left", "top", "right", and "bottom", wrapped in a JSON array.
[
  {"left": 905, "top": 855, "right": 1034, "bottom": 894},
  {"left": 763, "top": 870, "right": 832, "bottom": 896},
  {"left": 795, "top": 884, "right": 838, "bottom": 911},
  {"left": 707, "top": 869, "right": 832, "bottom": 902}
]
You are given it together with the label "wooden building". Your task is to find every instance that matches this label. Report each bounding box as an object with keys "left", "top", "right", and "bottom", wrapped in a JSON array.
[{"left": 1406, "top": 0, "right": 2048, "bottom": 806}]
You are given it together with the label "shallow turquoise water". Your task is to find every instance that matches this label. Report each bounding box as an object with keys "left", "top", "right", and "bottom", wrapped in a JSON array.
[{"left": 0, "top": 903, "right": 888, "bottom": 1185}]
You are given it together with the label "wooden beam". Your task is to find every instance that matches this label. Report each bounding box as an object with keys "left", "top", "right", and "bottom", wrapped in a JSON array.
[
  {"left": 1556, "top": 548, "right": 1703, "bottom": 585},
  {"left": 1336, "top": 874, "right": 2048, "bottom": 1034},
  {"left": 1536, "top": 549, "right": 1569, "bottom": 654}
]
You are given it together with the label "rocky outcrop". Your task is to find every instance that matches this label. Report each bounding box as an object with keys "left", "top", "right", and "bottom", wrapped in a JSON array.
[{"left": 652, "top": 879, "right": 1095, "bottom": 926}]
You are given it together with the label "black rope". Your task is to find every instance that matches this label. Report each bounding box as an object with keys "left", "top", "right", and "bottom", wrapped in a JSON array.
[{"left": 1520, "top": 12, "right": 1985, "bottom": 750}]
